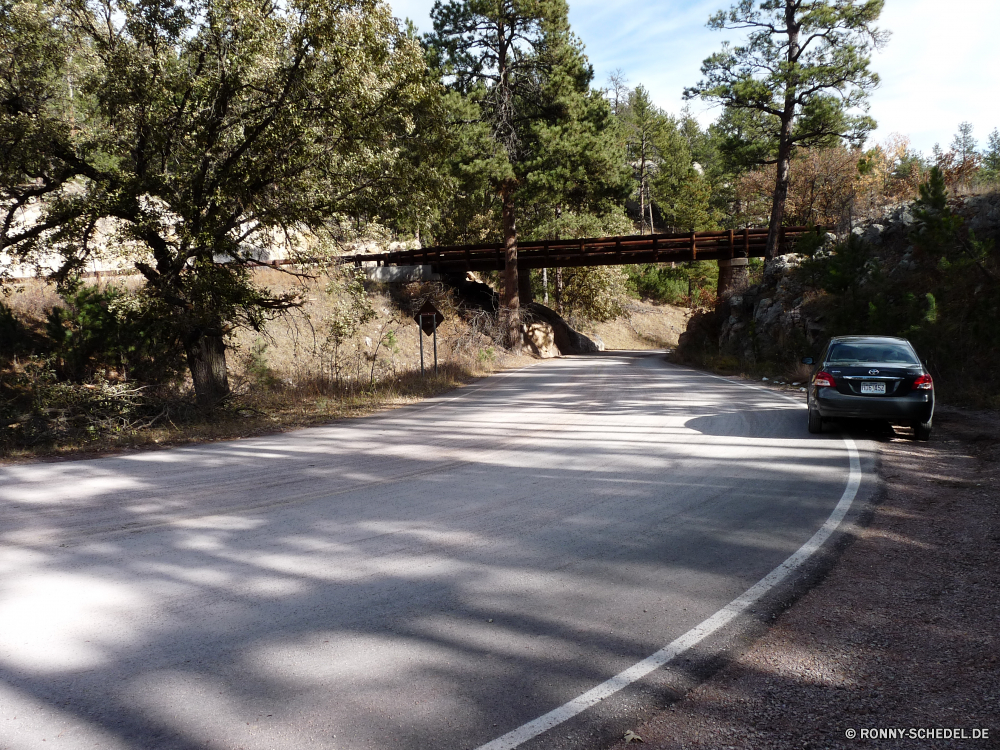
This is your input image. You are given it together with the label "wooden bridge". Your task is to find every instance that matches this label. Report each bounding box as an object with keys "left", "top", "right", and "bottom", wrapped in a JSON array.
[{"left": 339, "top": 226, "right": 817, "bottom": 274}]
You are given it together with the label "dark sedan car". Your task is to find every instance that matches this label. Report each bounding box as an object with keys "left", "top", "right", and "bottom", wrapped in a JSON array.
[{"left": 804, "top": 336, "right": 934, "bottom": 440}]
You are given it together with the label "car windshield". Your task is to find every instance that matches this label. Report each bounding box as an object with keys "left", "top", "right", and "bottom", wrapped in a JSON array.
[{"left": 827, "top": 342, "right": 920, "bottom": 365}]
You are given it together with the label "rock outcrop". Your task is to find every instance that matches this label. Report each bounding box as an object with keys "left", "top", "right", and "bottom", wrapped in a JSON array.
[
  {"left": 443, "top": 273, "right": 603, "bottom": 357},
  {"left": 692, "top": 191, "right": 1000, "bottom": 363},
  {"left": 523, "top": 303, "right": 604, "bottom": 355}
]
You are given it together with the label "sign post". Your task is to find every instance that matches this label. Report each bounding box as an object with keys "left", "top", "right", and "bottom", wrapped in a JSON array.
[{"left": 413, "top": 300, "right": 445, "bottom": 376}]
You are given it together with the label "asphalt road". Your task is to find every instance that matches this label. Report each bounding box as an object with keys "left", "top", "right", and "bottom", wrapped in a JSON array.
[{"left": 0, "top": 352, "right": 874, "bottom": 750}]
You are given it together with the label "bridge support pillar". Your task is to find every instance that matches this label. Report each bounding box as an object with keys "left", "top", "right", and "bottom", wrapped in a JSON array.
[{"left": 717, "top": 257, "right": 749, "bottom": 299}]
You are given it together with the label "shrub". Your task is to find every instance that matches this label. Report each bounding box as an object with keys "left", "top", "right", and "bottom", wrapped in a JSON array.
[
  {"left": 626, "top": 261, "right": 719, "bottom": 307},
  {"left": 43, "top": 282, "right": 184, "bottom": 382}
]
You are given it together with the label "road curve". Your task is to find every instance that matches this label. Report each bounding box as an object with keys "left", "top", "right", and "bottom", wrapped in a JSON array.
[{"left": 0, "top": 352, "right": 873, "bottom": 750}]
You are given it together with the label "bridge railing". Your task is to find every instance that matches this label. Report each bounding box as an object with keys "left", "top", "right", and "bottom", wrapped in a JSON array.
[{"left": 339, "top": 226, "right": 822, "bottom": 273}]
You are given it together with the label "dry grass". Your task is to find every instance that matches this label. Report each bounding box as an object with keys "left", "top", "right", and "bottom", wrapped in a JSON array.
[
  {"left": 581, "top": 300, "right": 690, "bottom": 350},
  {"left": 0, "top": 358, "right": 535, "bottom": 464},
  {"left": 2, "top": 276, "right": 63, "bottom": 323},
  {"left": 2, "top": 267, "right": 687, "bottom": 463}
]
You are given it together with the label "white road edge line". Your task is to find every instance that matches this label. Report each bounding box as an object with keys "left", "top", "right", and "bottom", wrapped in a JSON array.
[{"left": 475, "top": 433, "right": 863, "bottom": 750}]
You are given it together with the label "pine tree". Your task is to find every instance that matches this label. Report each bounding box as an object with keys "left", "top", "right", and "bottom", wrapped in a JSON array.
[
  {"left": 427, "top": 0, "right": 565, "bottom": 332},
  {"left": 982, "top": 128, "right": 1000, "bottom": 180},
  {"left": 686, "top": 0, "right": 887, "bottom": 258},
  {"left": 621, "top": 86, "right": 665, "bottom": 234},
  {"left": 949, "top": 122, "right": 978, "bottom": 169},
  {"left": 426, "top": 0, "right": 628, "bottom": 338}
]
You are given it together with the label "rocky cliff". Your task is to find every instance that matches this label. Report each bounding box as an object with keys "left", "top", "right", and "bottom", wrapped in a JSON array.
[{"left": 680, "top": 191, "right": 1000, "bottom": 369}]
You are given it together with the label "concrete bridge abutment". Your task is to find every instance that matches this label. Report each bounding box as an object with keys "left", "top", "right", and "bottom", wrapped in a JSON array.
[{"left": 716, "top": 257, "right": 749, "bottom": 299}]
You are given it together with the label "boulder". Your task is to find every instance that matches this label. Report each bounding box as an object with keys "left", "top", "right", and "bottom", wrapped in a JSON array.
[
  {"left": 523, "top": 302, "right": 603, "bottom": 355},
  {"left": 521, "top": 321, "right": 560, "bottom": 358}
]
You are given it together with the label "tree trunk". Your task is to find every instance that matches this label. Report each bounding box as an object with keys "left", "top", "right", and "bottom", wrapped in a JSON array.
[
  {"left": 501, "top": 185, "right": 521, "bottom": 349},
  {"left": 766, "top": 0, "right": 801, "bottom": 260},
  {"left": 186, "top": 333, "right": 230, "bottom": 410},
  {"left": 639, "top": 173, "right": 647, "bottom": 235},
  {"left": 766, "top": 135, "right": 794, "bottom": 259}
]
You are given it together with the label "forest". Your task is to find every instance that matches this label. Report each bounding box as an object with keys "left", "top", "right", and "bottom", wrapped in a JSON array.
[{"left": 2, "top": 0, "right": 999, "bottom": 454}]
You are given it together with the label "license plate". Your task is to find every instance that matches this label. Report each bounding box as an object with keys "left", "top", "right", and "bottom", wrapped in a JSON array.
[{"left": 861, "top": 381, "right": 886, "bottom": 395}]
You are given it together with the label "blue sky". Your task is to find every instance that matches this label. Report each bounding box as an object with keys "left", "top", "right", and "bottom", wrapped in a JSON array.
[{"left": 388, "top": 0, "right": 1000, "bottom": 156}]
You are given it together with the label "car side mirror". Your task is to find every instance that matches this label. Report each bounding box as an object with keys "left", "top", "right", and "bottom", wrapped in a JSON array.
[{"left": 801, "top": 357, "right": 814, "bottom": 365}]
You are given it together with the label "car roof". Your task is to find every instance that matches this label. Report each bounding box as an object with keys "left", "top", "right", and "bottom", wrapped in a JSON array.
[{"left": 828, "top": 335, "right": 912, "bottom": 344}]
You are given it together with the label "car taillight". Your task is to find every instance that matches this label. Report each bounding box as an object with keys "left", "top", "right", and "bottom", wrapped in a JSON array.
[
  {"left": 913, "top": 373, "right": 934, "bottom": 390},
  {"left": 813, "top": 371, "right": 835, "bottom": 388}
]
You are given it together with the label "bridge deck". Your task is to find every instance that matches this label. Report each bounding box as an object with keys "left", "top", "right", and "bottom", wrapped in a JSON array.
[{"left": 341, "top": 227, "right": 817, "bottom": 272}]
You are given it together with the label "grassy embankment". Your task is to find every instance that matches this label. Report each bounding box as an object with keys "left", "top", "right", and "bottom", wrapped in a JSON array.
[{"left": 1, "top": 268, "right": 688, "bottom": 461}]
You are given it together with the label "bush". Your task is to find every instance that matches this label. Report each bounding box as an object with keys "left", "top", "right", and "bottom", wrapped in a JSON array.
[
  {"left": 0, "top": 357, "right": 172, "bottom": 452},
  {"left": 43, "top": 282, "right": 184, "bottom": 383},
  {"left": 0, "top": 301, "right": 38, "bottom": 361},
  {"left": 626, "top": 261, "right": 719, "bottom": 307},
  {"left": 560, "top": 266, "right": 631, "bottom": 321}
]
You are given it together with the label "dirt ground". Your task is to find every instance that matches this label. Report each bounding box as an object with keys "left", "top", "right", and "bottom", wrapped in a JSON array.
[
  {"left": 584, "top": 300, "right": 691, "bottom": 350},
  {"left": 610, "top": 403, "right": 1000, "bottom": 749}
]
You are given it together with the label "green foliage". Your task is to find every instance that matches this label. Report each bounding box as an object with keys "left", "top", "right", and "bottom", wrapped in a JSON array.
[
  {"left": 34, "top": 282, "right": 183, "bottom": 382},
  {"left": 657, "top": 167, "right": 717, "bottom": 231},
  {"left": 618, "top": 85, "right": 665, "bottom": 233},
  {"left": 236, "top": 339, "right": 281, "bottom": 391},
  {"left": 2, "top": 0, "right": 439, "bottom": 400},
  {"left": 626, "top": 266, "right": 688, "bottom": 304},
  {"left": 687, "top": 0, "right": 884, "bottom": 149},
  {"left": 686, "top": 0, "right": 886, "bottom": 253},
  {"left": 796, "top": 169, "right": 1000, "bottom": 405},
  {"left": 322, "top": 268, "right": 376, "bottom": 386},
  {"left": 709, "top": 106, "right": 778, "bottom": 175},
  {"left": 424, "top": 0, "right": 630, "bottom": 248},
  {"left": 911, "top": 167, "right": 964, "bottom": 255},
  {"left": 560, "top": 266, "right": 631, "bottom": 321},
  {"left": 626, "top": 261, "right": 718, "bottom": 307},
  {"left": 949, "top": 122, "right": 978, "bottom": 167}
]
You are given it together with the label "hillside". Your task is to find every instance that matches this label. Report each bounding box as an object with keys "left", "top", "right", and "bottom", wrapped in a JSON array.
[{"left": 677, "top": 188, "right": 1000, "bottom": 408}]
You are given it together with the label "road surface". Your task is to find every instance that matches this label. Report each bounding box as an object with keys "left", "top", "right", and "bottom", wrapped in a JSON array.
[{"left": 0, "top": 352, "right": 873, "bottom": 750}]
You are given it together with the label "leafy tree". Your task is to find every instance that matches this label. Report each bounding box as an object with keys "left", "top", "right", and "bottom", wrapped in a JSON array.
[
  {"left": 1, "top": 0, "right": 437, "bottom": 407},
  {"left": 686, "top": 0, "right": 887, "bottom": 258},
  {"left": 560, "top": 265, "right": 630, "bottom": 321}
]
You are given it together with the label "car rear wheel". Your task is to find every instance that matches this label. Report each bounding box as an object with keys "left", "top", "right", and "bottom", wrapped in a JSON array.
[
  {"left": 808, "top": 407, "right": 824, "bottom": 434},
  {"left": 913, "top": 419, "right": 932, "bottom": 441}
]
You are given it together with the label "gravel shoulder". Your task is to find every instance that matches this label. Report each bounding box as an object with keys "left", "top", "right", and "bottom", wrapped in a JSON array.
[{"left": 614, "top": 402, "right": 1000, "bottom": 749}]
